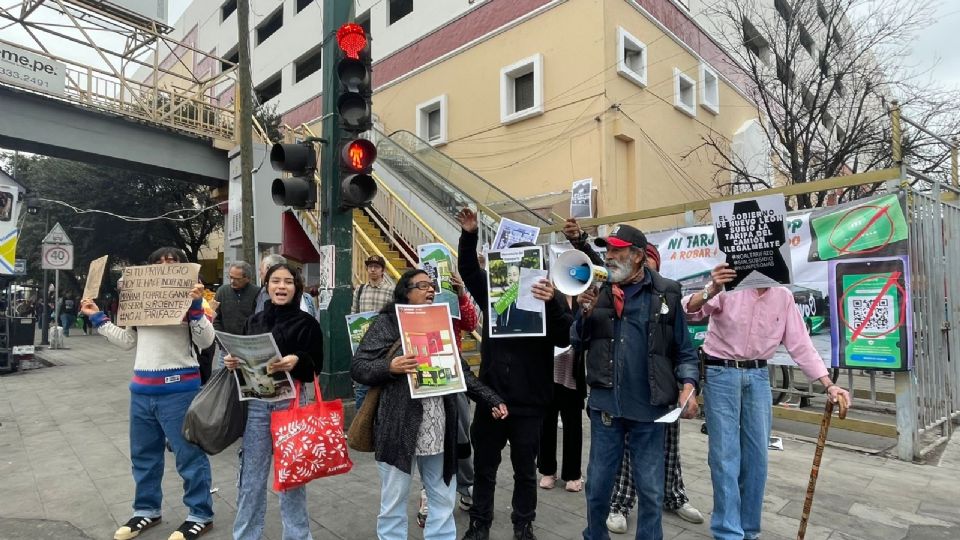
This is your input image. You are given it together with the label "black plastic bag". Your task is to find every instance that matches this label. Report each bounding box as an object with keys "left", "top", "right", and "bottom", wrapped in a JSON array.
[{"left": 182, "top": 368, "right": 247, "bottom": 455}]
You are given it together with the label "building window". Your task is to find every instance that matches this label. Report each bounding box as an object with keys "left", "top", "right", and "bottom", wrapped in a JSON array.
[
  {"left": 294, "top": 46, "right": 322, "bottom": 83},
  {"left": 500, "top": 54, "right": 543, "bottom": 125},
  {"left": 221, "top": 47, "right": 239, "bottom": 73},
  {"left": 221, "top": 0, "right": 237, "bottom": 22},
  {"left": 388, "top": 0, "right": 413, "bottom": 25},
  {"left": 296, "top": 0, "right": 311, "bottom": 13},
  {"left": 256, "top": 8, "right": 283, "bottom": 46},
  {"left": 673, "top": 68, "right": 696, "bottom": 117},
  {"left": 699, "top": 64, "right": 719, "bottom": 115},
  {"left": 742, "top": 18, "right": 770, "bottom": 63},
  {"left": 616, "top": 27, "right": 647, "bottom": 88},
  {"left": 416, "top": 95, "right": 448, "bottom": 145},
  {"left": 255, "top": 73, "right": 282, "bottom": 103}
]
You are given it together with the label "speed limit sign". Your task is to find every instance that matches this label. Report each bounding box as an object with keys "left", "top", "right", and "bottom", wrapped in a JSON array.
[{"left": 42, "top": 243, "right": 73, "bottom": 270}]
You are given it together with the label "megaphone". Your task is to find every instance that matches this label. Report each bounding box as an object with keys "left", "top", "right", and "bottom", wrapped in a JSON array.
[{"left": 551, "top": 249, "right": 609, "bottom": 296}]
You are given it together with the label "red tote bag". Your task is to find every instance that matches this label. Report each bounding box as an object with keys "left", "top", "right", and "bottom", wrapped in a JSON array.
[{"left": 271, "top": 379, "right": 353, "bottom": 491}]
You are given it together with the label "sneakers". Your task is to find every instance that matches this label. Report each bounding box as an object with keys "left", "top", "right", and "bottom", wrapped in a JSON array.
[
  {"left": 606, "top": 511, "right": 628, "bottom": 534},
  {"left": 167, "top": 520, "right": 212, "bottom": 540},
  {"left": 417, "top": 488, "right": 428, "bottom": 528},
  {"left": 670, "top": 502, "right": 705, "bottom": 524},
  {"left": 461, "top": 520, "right": 490, "bottom": 540},
  {"left": 538, "top": 474, "right": 557, "bottom": 489},
  {"left": 114, "top": 516, "right": 161, "bottom": 540},
  {"left": 513, "top": 522, "right": 537, "bottom": 540},
  {"left": 564, "top": 478, "right": 584, "bottom": 492}
]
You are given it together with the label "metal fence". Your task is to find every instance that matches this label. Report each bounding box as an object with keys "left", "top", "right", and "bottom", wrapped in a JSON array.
[{"left": 899, "top": 181, "right": 960, "bottom": 459}]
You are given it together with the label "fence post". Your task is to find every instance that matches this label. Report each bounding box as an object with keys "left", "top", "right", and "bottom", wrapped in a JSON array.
[
  {"left": 891, "top": 100, "right": 902, "bottom": 165},
  {"left": 951, "top": 137, "right": 958, "bottom": 191},
  {"left": 895, "top": 371, "right": 918, "bottom": 460}
]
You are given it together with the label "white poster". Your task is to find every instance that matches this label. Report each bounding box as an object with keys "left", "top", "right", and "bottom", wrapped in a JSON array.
[
  {"left": 491, "top": 218, "right": 540, "bottom": 250},
  {"left": 570, "top": 178, "right": 593, "bottom": 219},
  {"left": 0, "top": 42, "right": 66, "bottom": 96},
  {"left": 711, "top": 194, "right": 793, "bottom": 290},
  {"left": 486, "top": 247, "right": 546, "bottom": 338}
]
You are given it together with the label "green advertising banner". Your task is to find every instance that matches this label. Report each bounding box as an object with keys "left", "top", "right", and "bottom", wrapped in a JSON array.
[{"left": 808, "top": 192, "right": 908, "bottom": 261}]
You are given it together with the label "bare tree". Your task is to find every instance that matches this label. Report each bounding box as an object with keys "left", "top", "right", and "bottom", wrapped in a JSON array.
[{"left": 689, "top": 0, "right": 958, "bottom": 209}]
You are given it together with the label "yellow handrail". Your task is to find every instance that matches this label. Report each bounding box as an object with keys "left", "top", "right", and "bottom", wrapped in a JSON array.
[
  {"left": 353, "top": 223, "right": 401, "bottom": 279},
  {"left": 371, "top": 172, "right": 458, "bottom": 256}
]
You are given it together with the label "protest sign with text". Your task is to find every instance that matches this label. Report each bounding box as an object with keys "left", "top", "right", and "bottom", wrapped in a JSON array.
[
  {"left": 118, "top": 263, "right": 200, "bottom": 326},
  {"left": 711, "top": 194, "right": 792, "bottom": 290},
  {"left": 82, "top": 255, "right": 108, "bottom": 302}
]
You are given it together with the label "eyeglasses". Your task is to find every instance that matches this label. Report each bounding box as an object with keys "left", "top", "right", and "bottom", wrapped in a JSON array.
[{"left": 407, "top": 282, "right": 437, "bottom": 291}]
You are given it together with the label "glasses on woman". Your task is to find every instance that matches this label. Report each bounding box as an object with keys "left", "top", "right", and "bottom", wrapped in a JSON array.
[{"left": 407, "top": 281, "right": 437, "bottom": 291}]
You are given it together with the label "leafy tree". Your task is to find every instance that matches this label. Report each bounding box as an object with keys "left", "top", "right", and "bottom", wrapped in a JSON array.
[{"left": 2, "top": 154, "right": 223, "bottom": 295}]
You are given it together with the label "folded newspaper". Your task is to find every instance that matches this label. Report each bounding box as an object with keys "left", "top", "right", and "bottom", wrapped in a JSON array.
[{"left": 215, "top": 331, "right": 295, "bottom": 402}]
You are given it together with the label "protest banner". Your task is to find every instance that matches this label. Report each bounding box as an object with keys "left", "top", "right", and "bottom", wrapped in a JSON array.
[
  {"left": 82, "top": 255, "right": 108, "bottom": 301},
  {"left": 117, "top": 263, "right": 200, "bottom": 326},
  {"left": 828, "top": 256, "right": 913, "bottom": 371},
  {"left": 396, "top": 303, "right": 467, "bottom": 399},
  {"left": 807, "top": 192, "right": 908, "bottom": 261},
  {"left": 570, "top": 178, "right": 593, "bottom": 219},
  {"left": 711, "top": 194, "right": 792, "bottom": 289},
  {"left": 417, "top": 243, "right": 460, "bottom": 319}
]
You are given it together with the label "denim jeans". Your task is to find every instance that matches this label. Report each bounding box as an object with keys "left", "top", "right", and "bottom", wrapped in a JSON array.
[
  {"left": 355, "top": 383, "right": 370, "bottom": 411},
  {"left": 583, "top": 408, "right": 665, "bottom": 540},
  {"left": 376, "top": 454, "right": 456, "bottom": 540},
  {"left": 234, "top": 398, "right": 313, "bottom": 540},
  {"left": 129, "top": 390, "right": 213, "bottom": 523},
  {"left": 60, "top": 313, "right": 75, "bottom": 336},
  {"left": 704, "top": 365, "right": 772, "bottom": 540}
]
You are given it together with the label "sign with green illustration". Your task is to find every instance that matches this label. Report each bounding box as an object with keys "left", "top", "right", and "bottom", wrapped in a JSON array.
[
  {"left": 417, "top": 242, "right": 460, "bottom": 319},
  {"left": 808, "top": 192, "right": 908, "bottom": 261},
  {"left": 345, "top": 311, "right": 378, "bottom": 354}
]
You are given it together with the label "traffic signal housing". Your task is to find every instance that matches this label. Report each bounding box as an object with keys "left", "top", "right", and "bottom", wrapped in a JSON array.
[
  {"left": 335, "top": 22, "right": 376, "bottom": 209},
  {"left": 270, "top": 142, "right": 317, "bottom": 209}
]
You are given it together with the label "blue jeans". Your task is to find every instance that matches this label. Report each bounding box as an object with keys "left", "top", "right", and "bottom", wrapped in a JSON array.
[
  {"left": 355, "top": 383, "right": 370, "bottom": 411},
  {"left": 234, "top": 399, "right": 312, "bottom": 540},
  {"left": 704, "top": 366, "right": 772, "bottom": 540},
  {"left": 129, "top": 390, "right": 213, "bottom": 523},
  {"left": 376, "top": 454, "right": 457, "bottom": 540},
  {"left": 60, "top": 313, "right": 75, "bottom": 336},
  {"left": 583, "top": 409, "right": 665, "bottom": 540}
]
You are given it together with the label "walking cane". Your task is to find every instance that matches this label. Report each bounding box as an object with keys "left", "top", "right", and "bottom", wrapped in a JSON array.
[{"left": 796, "top": 393, "right": 849, "bottom": 540}]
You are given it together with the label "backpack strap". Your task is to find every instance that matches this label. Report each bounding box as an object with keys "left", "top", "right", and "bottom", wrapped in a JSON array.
[{"left": 353, "top": 284, "right": 366, "bottom": 310}]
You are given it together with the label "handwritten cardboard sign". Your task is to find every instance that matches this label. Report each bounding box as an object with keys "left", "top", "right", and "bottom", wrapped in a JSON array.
[
  {"left": 82, "top": 255, "right": 108, "bottom": 302},
  {"left": 118, "top": 263, "right": 200, "bottom": 327}
]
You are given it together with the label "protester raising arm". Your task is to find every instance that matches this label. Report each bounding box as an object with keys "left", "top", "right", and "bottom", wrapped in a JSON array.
[{"left": 456, "top": 208, "right": 488, "bottom": 309}]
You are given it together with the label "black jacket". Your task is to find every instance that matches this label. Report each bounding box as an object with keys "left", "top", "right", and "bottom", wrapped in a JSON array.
[
  {"left": 243, "top": 299, "right": 323, "bottom": 383},
  {"left": 215, "top": 282, "right": 259, "bottom": 335},
  {"left": 350, "top": 310, "right": 502, "bottom": 484},
  {"left": 458, "top": 229, "right": 573, "bottom": 416}
]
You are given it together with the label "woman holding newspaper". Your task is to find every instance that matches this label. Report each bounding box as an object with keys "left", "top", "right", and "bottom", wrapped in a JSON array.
[
  {"left": 223, "top": 262, "right": 324, "bottom": 540},
  {"left": 351, "top": 268, "right": 508, "bottom": 540}
]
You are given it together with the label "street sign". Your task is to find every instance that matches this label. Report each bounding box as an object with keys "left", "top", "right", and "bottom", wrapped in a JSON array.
[
  {"left": 41, "top": 243, "right": 73, "bottom": 270},
  {"left": 13, "top": 258, "right": 25, "bottom": 275},
  {"left": 42, "top": 222, "right": 73, "bottom": 245}
]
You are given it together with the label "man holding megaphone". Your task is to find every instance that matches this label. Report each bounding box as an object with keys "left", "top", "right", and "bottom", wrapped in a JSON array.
[{"left": 565, "top": 221, "right": 700, "bottom": 540}]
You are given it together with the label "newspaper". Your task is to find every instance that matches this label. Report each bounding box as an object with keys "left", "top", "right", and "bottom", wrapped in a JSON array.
[{"left": 216, "top": 331, "right": 295, "bottom": 402}]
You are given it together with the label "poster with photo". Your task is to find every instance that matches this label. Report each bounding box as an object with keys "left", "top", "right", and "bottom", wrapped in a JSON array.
[
  {"left": 570, "top": 178, "right": 593, "bottom": 219},
  {"left": 216, "top": 331, "right": 296, "bottom": 402},
  {"left": 491, "top": 218, "right": 540, "bottom": 250},
  {"left": 345, "top": 311, "right": 378, "bottom": 354},
  {"left": 417, "top": 243, "right": 460, "bottom": 319},
  {"left": 486, "top": 246, "right": 546, "bottom": 338},
  {"left": 807, "top": 192, "right": 908, "bottom": 262},
  {"left": 711, "top": 194, "right": 792, "bottom": 290},
  {"left": 396, "top": 303, "right": 468, "bottom": 399}
]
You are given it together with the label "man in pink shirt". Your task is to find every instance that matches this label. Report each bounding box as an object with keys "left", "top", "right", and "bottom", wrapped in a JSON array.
[{"left": 683, "top": 262, "right": 851, "bottom": 540}]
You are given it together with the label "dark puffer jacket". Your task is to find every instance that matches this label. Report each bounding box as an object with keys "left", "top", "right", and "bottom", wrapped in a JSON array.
[{"left": 350, "top": 310, "right": 502, "bottom": 484}]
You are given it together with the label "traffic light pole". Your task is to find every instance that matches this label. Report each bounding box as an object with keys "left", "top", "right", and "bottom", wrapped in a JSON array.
[{"left": 318, "top": 0, "right": 356, "bottom": 399}]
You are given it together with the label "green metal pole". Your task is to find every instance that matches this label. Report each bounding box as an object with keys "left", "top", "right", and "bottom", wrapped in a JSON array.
[{"left": 318, "top": 0, "right": 354, "bottom": 399}]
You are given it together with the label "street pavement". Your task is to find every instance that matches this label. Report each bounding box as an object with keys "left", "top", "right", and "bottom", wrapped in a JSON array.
[{"left": 0, "top": 333, "right": 958, "bottom": 540}]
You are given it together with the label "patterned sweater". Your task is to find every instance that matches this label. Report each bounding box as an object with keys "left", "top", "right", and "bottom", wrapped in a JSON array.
[{"left": 92, "top": 299, "right": 215, "bottom": 394}]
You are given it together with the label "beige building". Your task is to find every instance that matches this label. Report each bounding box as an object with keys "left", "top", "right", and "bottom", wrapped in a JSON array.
[{"left": 291, "top": 0, "right": 761, "bottom": 228}]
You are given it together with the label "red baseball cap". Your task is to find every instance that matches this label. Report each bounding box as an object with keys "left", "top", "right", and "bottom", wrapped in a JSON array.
[{"left": 594, "top": 224, "right": 648, "bottom": 250}]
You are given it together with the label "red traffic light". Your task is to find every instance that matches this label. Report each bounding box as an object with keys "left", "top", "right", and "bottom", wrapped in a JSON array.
[
  {"left": 336, "top": 23, "right": 367, "bottom": 60},
  {"left": 341, "top": 138, "right": 377, "bottom": 173}
]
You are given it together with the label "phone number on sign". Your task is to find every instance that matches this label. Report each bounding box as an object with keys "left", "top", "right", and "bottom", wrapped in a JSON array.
[{"left": 0, "top": 65, "right": 52, "bottom": 89}]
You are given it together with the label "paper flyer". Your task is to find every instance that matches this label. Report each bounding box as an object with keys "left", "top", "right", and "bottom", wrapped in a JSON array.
[
  {"left": 491, "top": 217, "right": 540, "bottom": 250},
  {"left": 345, "top": 311, "right": 378, "bottom": 354},
  {"left": 216, "top": 331, "right": 296, "bottom": 402},
  {"left": 711, "top": 194, "right": 793, "bottom": 290},
  {"left": 417, "top": 242, "right": 460, "bottom": 319},
  {"left": 395, "top": 303, "right": 468, "bottom": 399},
  {"left": 486, "top": 246, "right": 546, "bottom": 338}
]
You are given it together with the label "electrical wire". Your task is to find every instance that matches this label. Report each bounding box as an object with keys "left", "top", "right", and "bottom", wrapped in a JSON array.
[{"left": 37, "top": 198, "right": 224, "bottom": 223}]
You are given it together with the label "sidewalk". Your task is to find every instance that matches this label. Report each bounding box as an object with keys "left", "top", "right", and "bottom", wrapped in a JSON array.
[{"left": 0, "top": 333, "right": 957, "bottom": 539}]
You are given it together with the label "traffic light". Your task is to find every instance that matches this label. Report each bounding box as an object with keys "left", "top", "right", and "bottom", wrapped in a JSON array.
[
  {"left": 270, "top": 142, "right": 317, "bottom": 209},
  {"left": 335, "top": 22, "right": 376, "bottom": 208}
]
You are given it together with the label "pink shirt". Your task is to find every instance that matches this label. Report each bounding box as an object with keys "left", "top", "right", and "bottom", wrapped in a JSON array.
[{"left": 682, "top": 287, "right": 829, "bottom": 381}]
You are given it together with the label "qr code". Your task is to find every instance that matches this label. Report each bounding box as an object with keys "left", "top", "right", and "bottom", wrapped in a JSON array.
[{"left": 848, "top": 295, "right": 893, "bottom": 333}]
